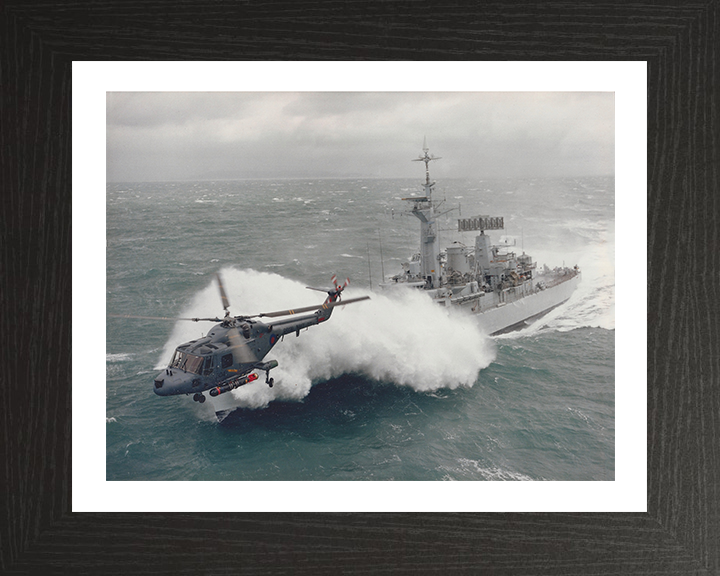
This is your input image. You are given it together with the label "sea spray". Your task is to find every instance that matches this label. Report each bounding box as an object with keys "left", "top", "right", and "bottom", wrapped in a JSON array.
[
  {"left": 497, "top": 239, "right": 615, "bottom": 339},
  {"left": 156, "top": 268, "right": 495, "bottom": 410}
]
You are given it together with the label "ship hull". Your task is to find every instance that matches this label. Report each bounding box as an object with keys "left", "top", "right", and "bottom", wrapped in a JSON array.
[{"left": 472, "top": 274, "right": 580, "bottom": 336}]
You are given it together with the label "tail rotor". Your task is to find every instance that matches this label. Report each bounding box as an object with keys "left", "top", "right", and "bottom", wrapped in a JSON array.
[
  {"left": 331, "top": 275, "right": 350, "bottom": 301},
  {"left": 307, "top": 274, "right": 349, "bottom": 301}
]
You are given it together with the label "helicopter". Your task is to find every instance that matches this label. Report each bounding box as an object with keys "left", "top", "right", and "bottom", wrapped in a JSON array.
[{"left": 110, "top": 273, "right": 369, "bottom": 404}]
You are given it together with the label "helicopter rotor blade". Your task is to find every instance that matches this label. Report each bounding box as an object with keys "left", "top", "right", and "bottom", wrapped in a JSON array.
[
  {"left": 215, "top": 272, "right": 231, "bottom": 313},
  {"left": 108, "top": 314, "right": 222, "bottom": 322},
  {"left": 226, "top": 322, "right": 258, "bottom": 364},
  {"left": 111, "top": 275, "right": 368, "bottom": 325},
  {"left": 331, "top": 295, "right": 367, "bottom": 307},
  {"left": 305, "top": 286, "right": 332, "bottom": 293},
  {"left": 256, "top": 295, "right": 370, "bottom": 318}
]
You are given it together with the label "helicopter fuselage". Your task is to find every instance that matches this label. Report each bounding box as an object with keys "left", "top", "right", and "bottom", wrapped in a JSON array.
[{"left": 153, "top": 305, "right": 334, "bottom": 400}]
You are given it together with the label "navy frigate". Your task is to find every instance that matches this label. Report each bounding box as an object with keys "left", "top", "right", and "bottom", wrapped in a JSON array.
[{"left": 381, "top": 141, "right": 581, "bottom": 335}]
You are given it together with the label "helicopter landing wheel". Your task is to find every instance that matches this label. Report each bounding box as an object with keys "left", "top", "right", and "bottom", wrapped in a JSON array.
[
  {"left": 193, "top": 393, "right": 201, "bottom": 402},
  {"left": 267, "top": 378, "right": 274, "bottom": 388},
  {"left": 198, "top": 394, "right": 206, "bottom": 403}
]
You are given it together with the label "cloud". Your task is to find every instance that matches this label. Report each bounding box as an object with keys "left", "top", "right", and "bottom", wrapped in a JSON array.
[{"left": 106, "top": 92, "right": 614, "bottom": 182}]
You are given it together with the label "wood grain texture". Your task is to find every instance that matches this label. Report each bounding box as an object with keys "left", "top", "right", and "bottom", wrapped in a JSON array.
[{"left": 1, "top": 1, "right": 718, "bottom": 574}]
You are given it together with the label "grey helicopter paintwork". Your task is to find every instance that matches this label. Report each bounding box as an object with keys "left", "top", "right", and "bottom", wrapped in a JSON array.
[{"left": 111, "top": 273, "right": 368, "bottom": 404}]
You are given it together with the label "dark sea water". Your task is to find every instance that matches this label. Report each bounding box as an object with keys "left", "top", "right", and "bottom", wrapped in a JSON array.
[{"left": 106, "top": 176, "right": 614, "bottom": 481}]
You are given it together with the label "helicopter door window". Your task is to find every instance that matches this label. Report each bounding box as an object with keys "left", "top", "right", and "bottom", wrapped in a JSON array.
[
  {"left": 221, "top": 354, "right": 233, "bottom": 369},
  {"left": 203, "top": 356, "right": 213, "bottom": 375}
]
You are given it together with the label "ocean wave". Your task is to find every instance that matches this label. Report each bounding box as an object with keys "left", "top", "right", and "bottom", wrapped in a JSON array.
[
  {"left": 444, "top": 459, "right": 536, "bottom": 481},
  {"left": 496, "top": 280, "right": 614, "bottom": 339},
  {"left": 106, "top": 353, "right": 133, "bottom": 362}
]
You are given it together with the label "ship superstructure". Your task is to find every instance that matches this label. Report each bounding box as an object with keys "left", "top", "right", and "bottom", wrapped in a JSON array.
[{"left": 382, "top": 141, "right": 581, "bottom": 336}]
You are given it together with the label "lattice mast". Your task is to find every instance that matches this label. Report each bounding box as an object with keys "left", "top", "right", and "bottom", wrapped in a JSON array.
[{"left": 402, "top": 138, "right": 443, "bottom": 289}]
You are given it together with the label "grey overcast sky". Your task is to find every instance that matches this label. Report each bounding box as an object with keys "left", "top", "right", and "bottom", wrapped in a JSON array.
[{"left": 106, "top": 92, "right": 614, "bottom": 182}]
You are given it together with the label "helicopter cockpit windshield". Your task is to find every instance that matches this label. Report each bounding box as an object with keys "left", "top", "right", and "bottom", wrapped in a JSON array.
[{"left": 170, "top": 350, "right": 205, "bottom": 375}]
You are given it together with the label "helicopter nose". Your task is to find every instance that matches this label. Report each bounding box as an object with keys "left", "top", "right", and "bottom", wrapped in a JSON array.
[
  {"left": 153, "top": 370, "right": 180, "bottom": 396},
  {"left": 154, "top": 375, "right": 169, "bottom": 395},
  {"left": 154, "top": 370, "right": 194, "bottom": 396}
]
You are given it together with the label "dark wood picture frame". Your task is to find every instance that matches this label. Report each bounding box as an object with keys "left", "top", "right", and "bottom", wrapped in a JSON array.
[{"left": 2, "top": 2, "right": 718, "bottom": 574}]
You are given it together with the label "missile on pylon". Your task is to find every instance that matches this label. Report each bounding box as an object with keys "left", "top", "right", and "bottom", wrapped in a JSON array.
[{"left": 209, "top": 372, "right": 259, "bottom": 397}]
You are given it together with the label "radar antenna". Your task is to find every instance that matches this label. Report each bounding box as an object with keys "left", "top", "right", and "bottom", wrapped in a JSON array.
[{"left": 412, "top": 136, "right": 442, "bottom": 186}]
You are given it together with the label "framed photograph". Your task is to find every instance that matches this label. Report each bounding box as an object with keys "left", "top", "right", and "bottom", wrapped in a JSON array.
[{"left": 90, "top": 63, "right": 636, "bottom": 509}]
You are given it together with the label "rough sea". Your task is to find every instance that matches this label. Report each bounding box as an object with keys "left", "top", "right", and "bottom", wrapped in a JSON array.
[{"left": 106, "top": 176, "right": 614, "bottom": 481}]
